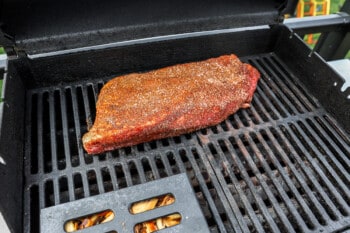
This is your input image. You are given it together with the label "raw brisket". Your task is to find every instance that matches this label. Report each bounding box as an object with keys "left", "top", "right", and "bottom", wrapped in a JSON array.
[{"left": 82, "top": 54, "right": 260, "bottom": 154}]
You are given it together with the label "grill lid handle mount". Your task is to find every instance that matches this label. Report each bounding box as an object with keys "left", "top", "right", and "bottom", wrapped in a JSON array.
[{"left": 0, "top": 0, "right": 296, "bottom": 56}]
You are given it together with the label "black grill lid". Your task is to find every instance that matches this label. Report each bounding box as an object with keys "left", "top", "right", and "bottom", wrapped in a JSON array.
[{"left": 0, "top": 0, "right": 296, "bottom": 55}]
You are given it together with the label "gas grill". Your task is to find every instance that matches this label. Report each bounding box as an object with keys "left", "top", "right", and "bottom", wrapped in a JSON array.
[{"left": 0, "top": 0, "right": 350, "bottom": 232}]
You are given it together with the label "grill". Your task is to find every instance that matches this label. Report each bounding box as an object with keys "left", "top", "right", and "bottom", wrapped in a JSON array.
[
  {"left": 22, "top": 52, "right": 350, "bottom": 233},
  {"left": 0, "top": 0, "right": 350, "bottom": 233}
]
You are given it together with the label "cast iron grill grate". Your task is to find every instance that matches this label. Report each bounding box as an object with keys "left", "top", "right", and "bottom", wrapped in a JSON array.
[{"left": 23, "top": 53, "right": 350, "bottom": 233}]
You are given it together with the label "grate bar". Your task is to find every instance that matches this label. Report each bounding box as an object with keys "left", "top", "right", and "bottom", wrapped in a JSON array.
[
  {"left": 322, "top": 115, "right": 350, "bottom": 146},
  {"left": 91, "top": 152, "right": 100, "bottom": 166},
  {"left": 36, "top": 92, "right": 44, "bottom": 175},
  {"left": 66, "top": 174, "right": 75, "bottom": 202},
  {"left": 113, "top": 163, "right": 123, "bottom": 190},
  {"left": 307, "top": 117, "right": 350, "bottom": 175},
  {"left": 52, "top": 177, "right": 60, "bottom": 205},
  {"left": 262, "top": 129, "right": 324, "bottom": 227},
  {"left": 81, "top": 85, "right": 94, "bottom": 165},
  {"left": 256, "top": 80, "right": 287, "bottom": 119},
  {"left": 105, "top": 163, "right": 118, "bottom": 191},
  {"left": 70, "top": 86, "right": 85, "bottom": 167},
  {"left": 91, "top": 83, "right": 99, "bottom": 103},
  {"left": 233, "top": 113, "right": 248, "bottom": 129},
  {"left": 240, "top": 110, "right": 255, "bottom": 127},
  {"left": 95, "top": 167, "right": 106, "bottom": 194},
  {"left": 172, "top": 150, "right": 187, "bottom": 174},
  {"left": 158, "top": 153, "right": 173, "bottom": 178},
  {"left": 254, "top": 59, "right": 301, "bottom": 115},
  {"left": 270, "top": 55, "right": 320, "bottom": 109},
  {"left": 147, "top": 156, "right": 162, "bottom": 180},
  {"left": 38, "top": 182, "right": 45, "bottom": 209},
  {"left": 243, "top": 134, "right": 298, "bottom": 232},
  {"left": 252, "top": 61, "right": 290, "bottom": 118},
  {"left": 254, "top": 131, "right": 311, "bottom": 232},
  {"left": 273, "top": 126, "right": 336, "bottom": 224},
  {"left": 219, "top": 143, "right": 273, "bottom": 232},
  {"left": 119, "top": 153, "right": 134, "bottom": 187},
  {"left": 265, "top": 56, "right": 316, "bottom": 112},
  {"left": 289, "top": 121, "right": 349, "bottom": 214},
  {"left": 80, "top": 171, "right": 90, "bottom": 198},
  {"left": 247, "top": 103, "right": 267, "bottom": 124},
  {"left": 48, "top": 92, "right": 59, "bottom": 172},
  {"left": 143, "top": 156, "right": 157, "bottom": 181},
  {"left": 184, "top": 147, "right": 233, "bottom": 233},
  {"left": 250, "top": 94, "right": 276, "bottom": 122},
  {"left": 260, "top": 57, "right": 308, "bottom": 114},
  {"left": 59, "top": 89, "right": 72, "bottom": 169},
  {"left": 201, "top": 137, "right": 263, "bottom": 232},
  {"left": 233, "top": 135, "right": 283, "bottom": 233},
  {"left": 304, "top": 119, "right": 350, "bottom": 199},
  {"left": 160, "top": 153, "right": 175, "bottom": 176},
  {"left": 313, "top": 116, "right": 350, "bottom": 176},
  {"left": 258, "top": 58, "right": 307, "bottom": 114},
  {"left": 285, "top": 121, "right": 348, "bottom": 217},
  {"left": 134, "top": 158, "right": 147, "bottom": 183},
  {"left": 255, "top": 83, "right": 283, "bottom": 120}
]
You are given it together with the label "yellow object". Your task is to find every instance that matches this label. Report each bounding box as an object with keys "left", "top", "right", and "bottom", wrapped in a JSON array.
[
  {"left": 297, "top": 0, "right": 330, "bottom": 17},
  {"left": 297, "top": 0, "right": 330, "bottom": 44}
]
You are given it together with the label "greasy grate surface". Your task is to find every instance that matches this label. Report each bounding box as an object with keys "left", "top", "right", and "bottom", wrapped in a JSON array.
[{"left": 23, "top": 53, "right": 350, "bottom": 233}]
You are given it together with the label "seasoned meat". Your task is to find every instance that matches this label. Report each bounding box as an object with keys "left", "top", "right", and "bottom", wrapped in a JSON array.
[{"left": 82, "top": 54, "right": 260, "bottom": 154}]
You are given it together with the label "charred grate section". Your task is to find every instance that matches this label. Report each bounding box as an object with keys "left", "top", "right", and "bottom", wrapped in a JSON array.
[{"left": 23, "top": 53, "right": 350, "bottom": 233}]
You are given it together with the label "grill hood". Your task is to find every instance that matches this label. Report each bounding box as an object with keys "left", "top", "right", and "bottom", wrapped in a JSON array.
[{"left": 0, "top": 0, "right": 297, "bottom": 55}]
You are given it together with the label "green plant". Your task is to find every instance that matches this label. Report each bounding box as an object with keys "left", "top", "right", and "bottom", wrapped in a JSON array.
[
  {"left": 346, "top": 50, "right": 350, "bottom": 59},
  {"left": 330, "top": 0, "right": 346, "bottom": 13}
]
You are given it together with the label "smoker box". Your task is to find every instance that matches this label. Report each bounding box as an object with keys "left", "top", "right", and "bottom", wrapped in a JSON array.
[
  {"left": 0, "top": 0, "right": 350, "bottom": 233},
  {"left": 41, "top": 173, "right": 210, "bottom": 233}
]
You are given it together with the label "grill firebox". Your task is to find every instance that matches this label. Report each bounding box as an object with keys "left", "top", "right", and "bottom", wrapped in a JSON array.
[{"left": 23, "top": 53, "right": 350, "bottom": 233}]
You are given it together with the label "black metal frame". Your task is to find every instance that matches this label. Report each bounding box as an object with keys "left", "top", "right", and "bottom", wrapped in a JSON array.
[
  {"left": 285, "top": 0, "right": 350, "bottom": 61},
  {"left": 0, "top": 23, "right": 348, "bottom": 233},
  {"left": 0, "top": 1, "right": 349, "bottom": 233}
]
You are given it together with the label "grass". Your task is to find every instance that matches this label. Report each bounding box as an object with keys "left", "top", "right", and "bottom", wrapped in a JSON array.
[
  {"left": 330, "top": 0, "right": 346, "bottom": 13},
  {"left": 346, "top": 50, "right": 350, "bottom": 58}
]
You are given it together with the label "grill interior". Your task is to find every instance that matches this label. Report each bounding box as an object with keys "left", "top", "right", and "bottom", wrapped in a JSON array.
[{"left": 23, "top": 52, "right": 350, "bottom": 233}]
